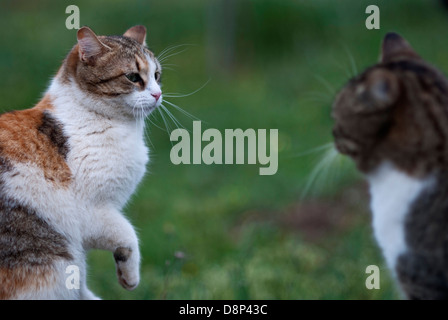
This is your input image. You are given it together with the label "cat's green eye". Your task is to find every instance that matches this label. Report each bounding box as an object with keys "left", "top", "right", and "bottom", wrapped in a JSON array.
[
  {"left": 126, "top": 73, "right": 142, "bottom": 84},
  {"left": 155, "top": 72, "right": 161, "bottom": 82}
]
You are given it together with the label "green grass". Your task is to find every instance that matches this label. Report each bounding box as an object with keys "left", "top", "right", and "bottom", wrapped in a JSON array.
[{"left": 1, "top": 0, "right": 446, "bottom": 299}]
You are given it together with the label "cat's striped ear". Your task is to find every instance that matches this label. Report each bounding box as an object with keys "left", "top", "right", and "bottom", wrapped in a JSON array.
[
  {"left": 123, "top": 25, "right": 147, "bottom": 46},
  {"left": 77, "top": 26, "right": 109, "bottom": 63},
  {"left": 381, "top": 32, "right": 420, "bottom": 63},
  {"left": 367, "top": 69, "right": 399, "bottom": 107}
]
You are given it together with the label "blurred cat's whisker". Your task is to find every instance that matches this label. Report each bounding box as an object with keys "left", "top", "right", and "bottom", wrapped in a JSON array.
[
  {"left": 343, "top": 45, "right": 358, "bottom": 78},
  {"left": 304, "top": 90, "right": 333, "bottom": 101},
  {"left": 331, "top": 56, "right": 354, "bottom": 79},
  {"left": 289, "top": 142, "right": 334, "bottom": 159},
  {"left": 296, "top": 91, "right": 333, "bottom": 109},
  {"left": 300, "top": 145, "right": 340, "bottom": 200},
  {"left": 314, "top": 75, "right": 337, "bottom": 96}
]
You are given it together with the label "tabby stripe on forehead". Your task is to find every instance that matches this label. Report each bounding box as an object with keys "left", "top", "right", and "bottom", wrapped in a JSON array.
[{"left": 94, "top": 73, "right": 126, "bottom": 85}]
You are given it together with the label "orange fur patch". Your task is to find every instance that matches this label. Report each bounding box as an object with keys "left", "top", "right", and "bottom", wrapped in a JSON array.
[
  {"left": 135, "top": 54, "right": 149, "bottom": 87},
  {"left": 0, "top": 266, "right": 57, "bottom": 299},
  {"left": 0, "top": 95, "right": 71, "bottom": 185}
]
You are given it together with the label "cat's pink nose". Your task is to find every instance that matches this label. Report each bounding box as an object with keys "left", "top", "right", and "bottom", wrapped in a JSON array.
[{"left": 152, "top": 92, "right": 161, "bottom": 101}]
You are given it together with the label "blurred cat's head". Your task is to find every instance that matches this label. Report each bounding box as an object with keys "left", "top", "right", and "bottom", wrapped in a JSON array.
[
  {"left": 57, "top": 25, "right": 162, "bottom": 119},
  {"left": 332, "top": 33, "right": 448, "bottom": 176}
]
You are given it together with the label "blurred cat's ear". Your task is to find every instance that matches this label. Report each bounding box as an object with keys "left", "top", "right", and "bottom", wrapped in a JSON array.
[
  {"left": 123, "top": 25, "right": 147, "bottom": 45},
  {"left": 381, "top": 32, "right": 420, "bottom": 63},
  {"left": 77, "top": 26, "right": 109, "bottom": 62},
  {"left": 367, "top": 69, "right": 400, "bottom": 107}
]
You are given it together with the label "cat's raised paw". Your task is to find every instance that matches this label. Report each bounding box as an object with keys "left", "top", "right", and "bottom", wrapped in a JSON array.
[
  {"left": 117, "top": 267, "right": 140, "bottom": 291},
  {"left": 114, "top": 247, "right": 140, "bottom": 291}
]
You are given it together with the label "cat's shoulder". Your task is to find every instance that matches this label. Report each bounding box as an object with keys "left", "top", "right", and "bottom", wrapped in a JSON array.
[{"left": 0, "top": 96, "right": 71, "bottom": 184}]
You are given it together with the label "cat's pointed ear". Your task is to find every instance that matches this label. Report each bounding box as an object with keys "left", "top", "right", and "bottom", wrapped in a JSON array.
[
  {"left": 77, "top": 26, "right": 108, "bottom": 62},
  {"left": 381, "top": 32, "right": 420, "bottom": 63},
  {"left": 366, "top": 69, "right": 400, "bottom": 108},
  {"left": 123, "top": 25, "right": 147, "bottom": 45}
]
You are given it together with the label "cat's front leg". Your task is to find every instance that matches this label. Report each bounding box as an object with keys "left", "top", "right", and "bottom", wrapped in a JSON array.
[{"left": 84, "top": 208, "right": 140, "bottom": 290}]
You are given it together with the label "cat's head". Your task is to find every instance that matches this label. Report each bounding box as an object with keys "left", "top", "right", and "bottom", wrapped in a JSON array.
[
  {"left": 332, "top": 33, "right": 448, "bottom": 176},
  {"left": 58, "top": 25, "right": 162, "bottom": 119}
]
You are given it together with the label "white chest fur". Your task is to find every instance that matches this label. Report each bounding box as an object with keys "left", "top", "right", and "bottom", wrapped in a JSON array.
[
  {"left": 367, "top": 162, "right": 433, "bottom": 272},
  {"left": 49, "top": 80, "right": 149, "bottom": 210},
  {"left": 68, "top": 119, "right": 148, "bottom": 208}
]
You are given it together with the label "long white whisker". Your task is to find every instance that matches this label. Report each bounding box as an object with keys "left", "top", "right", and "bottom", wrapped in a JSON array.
[
  {"left": 304, "top": 91, "right": 333, "bottom": 101},
  {"left": 343, "top": 45, "right": 358, "bottom": 77},
  {"left": 331, "top": 56, "right": 354, "bottom": 79},
  {"left": 146, "top": 109, "right": 167, "bottom": 132},
  {"left": 157, "top": 107, "right": 177, "bottom": 147},
  {"left": 161, "top": 67, "right": 176, "bottom": 72},
  {"left": 314, "top": 75, "right": 336, "bottom": 96},
  {"left": 160, "top": 104, "right": 185, "bottom": 131},
  {"left": 158, "top": 105, "right": 173, "bottom": 134},
  {"left": 289, "top": 143, "right": 334, "bottom": 159},
  {"left": 158, "top": 49, "right": 189, "bottom": 63},
  {"left": 157, "top": 45, "right": 183, "bottom": 60},
  {"left": 163, "top": 99, "right": 201, "bottom": 122},
  {"left": 300, "top": 146, "right": 339, "bottom": 200},
  {"left": 160, "top": 63, "right": 178, "bottom": 68},
  {"left": 163, "top": 79, "right": 211, "bottom": 98},
  {"left": 157, "top": 44, "right": 194, "bottom": 60}
]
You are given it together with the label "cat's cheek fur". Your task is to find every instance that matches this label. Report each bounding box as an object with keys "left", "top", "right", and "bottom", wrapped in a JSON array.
[
  {"left": 367, "top": 162, "right": 434, "bottom": 275},
  {"left": 125, "top": 87, "right": 162, "bottom": 114}
]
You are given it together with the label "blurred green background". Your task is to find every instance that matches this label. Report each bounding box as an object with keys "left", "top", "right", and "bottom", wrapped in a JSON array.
[{"left": 1, "top": 0, "right": 447, "bottom": 299}]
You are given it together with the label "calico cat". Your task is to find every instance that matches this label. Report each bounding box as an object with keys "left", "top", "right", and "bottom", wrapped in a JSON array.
[
  {"left": 333, "top": 33, "right": 448, "bottom": 299},
  {"left": 0, "top": 25, "right": 162, "bottom": 299}
]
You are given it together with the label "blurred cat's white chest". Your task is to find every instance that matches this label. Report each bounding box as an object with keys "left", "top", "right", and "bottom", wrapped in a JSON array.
[{"left": 367, "top": 162, "right": 433, "bottom": 271}]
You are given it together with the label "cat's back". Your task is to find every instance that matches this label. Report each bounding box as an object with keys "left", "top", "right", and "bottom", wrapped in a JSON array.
[{"left": 0, "top": 98, "right": 77, "bottom": 299}]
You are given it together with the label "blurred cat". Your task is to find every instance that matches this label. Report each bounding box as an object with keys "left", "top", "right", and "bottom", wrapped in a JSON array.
[{"left": 333, "top": 33, "right": 448, "bottom": 299}]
